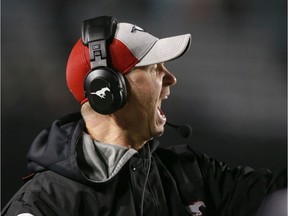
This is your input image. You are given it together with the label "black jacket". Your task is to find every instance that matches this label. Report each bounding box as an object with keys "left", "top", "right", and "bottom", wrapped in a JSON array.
[{"left": 2, "top": 113, "right": 286, "bottom": 216}]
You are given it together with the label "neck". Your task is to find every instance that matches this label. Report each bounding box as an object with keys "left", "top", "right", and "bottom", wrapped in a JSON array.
[{"left": 84, "top": 112, "right": 146, "bottom": 150}]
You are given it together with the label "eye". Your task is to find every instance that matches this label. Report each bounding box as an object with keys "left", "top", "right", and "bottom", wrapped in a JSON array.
[{"left": 150, "top": 64, "right": 157, "bottom": 71}]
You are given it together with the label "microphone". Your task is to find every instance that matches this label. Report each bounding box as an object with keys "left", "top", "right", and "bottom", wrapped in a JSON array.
[{"left": 166, "top": 122, "right": 192, "bottom": 138}]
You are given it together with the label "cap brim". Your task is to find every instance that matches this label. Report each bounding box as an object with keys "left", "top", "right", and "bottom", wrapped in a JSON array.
[{"left": 135, "top": 34, "right": 191, "bottom": 67}]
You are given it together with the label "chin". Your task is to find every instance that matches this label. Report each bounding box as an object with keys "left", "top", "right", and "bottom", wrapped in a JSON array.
[
  {"left": 151, "top": 125, "right": 165, "bottom": 138},
  {"left": 154, "top": 131, "right": 164, "bottom": 138}
]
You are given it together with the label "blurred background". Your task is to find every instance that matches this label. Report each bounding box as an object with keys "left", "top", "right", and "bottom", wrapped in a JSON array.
[{"left": 1, "top": 0, "right": 286, "bottom": 208}]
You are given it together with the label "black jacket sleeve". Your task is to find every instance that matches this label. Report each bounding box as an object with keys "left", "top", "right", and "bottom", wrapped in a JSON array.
[{"left": 188, "top": 145, "right": 286, "bottom": 215}]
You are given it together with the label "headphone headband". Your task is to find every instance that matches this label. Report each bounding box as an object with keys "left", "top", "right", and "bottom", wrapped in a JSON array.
[{"left": 82, "top": 16, "right": 118, "bottom": 68}]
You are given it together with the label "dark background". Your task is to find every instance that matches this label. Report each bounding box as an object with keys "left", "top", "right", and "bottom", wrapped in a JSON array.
[{"left": 1, "top": 0, "right": 287, "bottom": 208}]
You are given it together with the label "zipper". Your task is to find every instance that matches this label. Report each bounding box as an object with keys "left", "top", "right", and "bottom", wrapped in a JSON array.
[{"left": 139, "top": 144, "right": 152, "bottom": 216}]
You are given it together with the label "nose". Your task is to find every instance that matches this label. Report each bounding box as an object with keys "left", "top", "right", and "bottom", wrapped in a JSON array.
[{"left": 162, "top": 65, "right": 177, "bottom": 87}]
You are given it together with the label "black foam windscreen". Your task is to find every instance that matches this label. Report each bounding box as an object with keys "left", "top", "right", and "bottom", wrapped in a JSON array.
[{"left": 166, "top": 122, "right": 192, "bottom": 138}]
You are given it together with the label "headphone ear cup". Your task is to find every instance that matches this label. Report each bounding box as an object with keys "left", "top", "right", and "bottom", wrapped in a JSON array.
[{"left": 84, "top": 67, "right": 127, "bottom": 114}]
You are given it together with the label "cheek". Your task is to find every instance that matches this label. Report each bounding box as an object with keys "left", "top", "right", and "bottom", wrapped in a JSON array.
[
  {"left": 126, "top": 76, "right": 161, "bottom": 112},
  {"left": 129, "top": 83, "right": 154, "bottom": 104}
]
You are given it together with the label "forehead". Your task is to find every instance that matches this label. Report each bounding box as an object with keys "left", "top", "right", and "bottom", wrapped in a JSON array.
[
  {"left": 125, "top": 63, "right": 167, "bottom": 82},
  {"left": 132, "top": 63, "right": 162, "bottom": 71}
]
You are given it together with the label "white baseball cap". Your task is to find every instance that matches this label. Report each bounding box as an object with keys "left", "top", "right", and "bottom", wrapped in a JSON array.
[{"left": 110, "top": 22, "right": 191, "bottom": 73}]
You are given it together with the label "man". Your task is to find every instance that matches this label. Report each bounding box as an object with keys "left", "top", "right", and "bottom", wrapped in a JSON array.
[{"left": 2, "top": 16, "right": 286, "bottom": 216}]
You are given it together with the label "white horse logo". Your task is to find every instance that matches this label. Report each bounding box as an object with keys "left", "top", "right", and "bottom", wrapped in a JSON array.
[
  {"left": 185, "top": 201, "right": 206, "bottom": 216},
  {"left": 91, "top": 87, "right": 111, "bottom": 99}
]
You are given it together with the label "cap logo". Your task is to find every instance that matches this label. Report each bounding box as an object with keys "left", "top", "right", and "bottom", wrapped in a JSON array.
[
  {"left": 131, "top": 25, "right": 145, "bottom": 33},
  {"left": 91, "top": 87, "right": 111, "bottom": 99}
]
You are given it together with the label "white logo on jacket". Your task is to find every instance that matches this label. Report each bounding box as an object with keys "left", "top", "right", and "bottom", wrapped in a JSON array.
[
  {"left": 185, "top": 201, "right": 206, "bottom": 216},
  {"left": 91, "top": 87, "right": 111, "bottom": 99},
  {"left": 17, "top": 214, "right": 34, "bottom": 216}
]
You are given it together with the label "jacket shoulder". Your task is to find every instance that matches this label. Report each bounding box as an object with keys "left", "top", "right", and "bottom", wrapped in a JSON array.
[{"left": 2, "top": 171, "right": 93, "bottom": 216}]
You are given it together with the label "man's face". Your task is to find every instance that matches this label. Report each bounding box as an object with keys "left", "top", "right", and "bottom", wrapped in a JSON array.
[{"left": 116, "top": 63, "right": 177, "bottom": 143}]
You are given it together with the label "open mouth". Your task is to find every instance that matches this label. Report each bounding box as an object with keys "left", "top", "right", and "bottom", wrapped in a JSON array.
[
  {"left": 157, "top": 94, "right": 169, "bottom": 124},
  {"left": 157, "top": 107, "right": 167, "bottom": 123}
]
